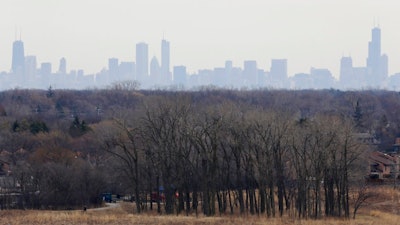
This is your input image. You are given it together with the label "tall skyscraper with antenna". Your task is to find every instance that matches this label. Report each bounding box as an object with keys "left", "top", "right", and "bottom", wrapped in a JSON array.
[
  {"left": 367, "top": 27, "right": 381, "bottom": 75},
  {"left": 366, "top": 26, "right": 388, "bottom": 86},
  {"left": 11, "top": 39, "right": 25, "bottom": 74}
]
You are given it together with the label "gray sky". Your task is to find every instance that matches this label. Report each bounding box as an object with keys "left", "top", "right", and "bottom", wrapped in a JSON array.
[{"left": 1, "top": 0, "right": 400, "bottom": 78}]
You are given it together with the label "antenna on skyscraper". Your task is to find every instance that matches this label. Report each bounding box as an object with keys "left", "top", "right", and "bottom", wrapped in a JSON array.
[
  {"left": 377, "top": 17, "right": 380, "bottom": 28},
  {"left": 373, "top": 17, "right": 380, "bottom": 28},
  {"left": 14, "top": 26, "right": 22, "bottom": 41}
]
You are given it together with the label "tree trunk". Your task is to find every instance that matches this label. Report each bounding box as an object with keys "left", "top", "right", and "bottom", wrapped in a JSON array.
[
  {"left": 164, "top": 187, "right": 175, "bottom": 214},
  {"left": 193, "top": 190, "right": 198, "bottom": 216},
  {"left": 260, "top": 187, "right": 266, "bottom": 214},
  {"left": 156, "top": 176, "right": 161, "bottom": 214},
  {"left": 178, "top": 190, "right": 184, "bottom": 214},
  {"left": 249, "top": 189, "right": 255, "bottom": 215},
  {"left": 185, "top": 191, "right": 191, "bottom": 216},
  {"left": 228, "top": 190, "right": 234, "bottom": 215}
]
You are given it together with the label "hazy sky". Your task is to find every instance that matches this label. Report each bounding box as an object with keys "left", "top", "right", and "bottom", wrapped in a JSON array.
[{"left": 1, "top": 0, "right": 400, "bottom": 78}]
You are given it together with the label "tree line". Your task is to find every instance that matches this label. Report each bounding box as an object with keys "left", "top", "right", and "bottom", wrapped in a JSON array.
[
  {"left": 0, "top": 88, "right": 388, "bottom": 218},
  {"left": 94, "top": 94, "right": 365, "bottom": 218}
]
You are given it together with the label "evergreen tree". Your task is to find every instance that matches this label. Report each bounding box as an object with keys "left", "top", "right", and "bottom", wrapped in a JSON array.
[{"left": 353, "top": 99, "right": 363, "bottom": 129}]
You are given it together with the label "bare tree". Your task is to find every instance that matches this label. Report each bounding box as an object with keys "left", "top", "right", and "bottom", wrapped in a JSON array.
[
  {"left": 141, "top": 95, "right": 193, "bottom": 215},
  {"left": 352, "top": 184, "right": 375, "bottom": 219},
  {"left": 94, "top": 117, "right": 143, "bottom": 213}
]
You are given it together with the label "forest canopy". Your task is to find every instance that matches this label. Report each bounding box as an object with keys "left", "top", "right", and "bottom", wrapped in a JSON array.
[{"left": 0, "top": 88, "right": 396, "bottom": 218}]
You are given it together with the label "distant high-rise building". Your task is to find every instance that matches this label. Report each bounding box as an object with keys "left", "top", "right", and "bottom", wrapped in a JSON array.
[
  {"left": 225, "top": 60, "right": 233, "bottom": 71},
  {"left": 310, "top": 67, "right": 335, "bottom": 89},
  {"left": 353, "top": 67, "right": 368, "bottom": 89},
  {"left": 340, "top": 56, "right": 353, "bottom": 86},
  {"left": 108, "top": 58, "right": 119, "bottom": 82},
  {"left": 24, "top": 55, "right": 37, "bottom": 78},
  {"left": 292, "top": 73, "right": 313, "bottom": 89},
  {"left": 213, "top": 67, "right": 226, "bottom": 87},
  {"left": 367, "top": 27, "right": 381, "bottom": 71},
  {"left": 161, "top": 39, "right": 170, "bottom": 76},
  {"left": 136, "top": 42, "right": 148, "bottom": 81},
  {"left": 150, "top": 56, "right": 160, "bottom": 78},
  {"left": 224, "top": 60, "right": 237, "bottom": 86},
  {"left": 243, "top": 60, "right": 258, "bottom": 86},
  {"left": 11, "top": 40, "right": 25, "bottom": 74},
  {"left": 268, "top": 59, "right": 288, "bottom": 88},
  {"left": 366, "top": 27, "right": 388, "bottom": 86},
  {"left": 270, "top": 59, "right": 287, "bottom": 81},
  {"left": 40, "top": 62, "right": 52, "bottom": 77},
  {"left": 77, "top": 69, "right": 84, "bottom": 77},
  {"left": 173, "top": 65, "right": 187, "bottom": 86},
  {"left": 380, "top": 54, "right": 388, "bottom": 79},
  {"left": 340, "top": 57, "right": 353, "bottom": 76},
  {"left": 109, "top": 57, "right": 119, "bottom": 74},
  {"left": 119, "top": 61, "right": 135, "bottom": 80},
  {"left": 58, "top": 57, "right": 67, "bottom": 74}
]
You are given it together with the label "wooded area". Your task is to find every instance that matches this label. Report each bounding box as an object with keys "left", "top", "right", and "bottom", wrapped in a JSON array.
[{"left": 0, "top": 87, "right": 398, "bottom": 218}]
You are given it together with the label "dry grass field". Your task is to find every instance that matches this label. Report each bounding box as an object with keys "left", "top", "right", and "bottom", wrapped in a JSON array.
[{"left": 1, "top": 186, "right": 400, "bottom": 225}]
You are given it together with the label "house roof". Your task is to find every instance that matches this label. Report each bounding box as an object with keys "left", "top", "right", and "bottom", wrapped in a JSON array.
[{"left": 370, "top": 151, "right": 397, "bottom": 166}]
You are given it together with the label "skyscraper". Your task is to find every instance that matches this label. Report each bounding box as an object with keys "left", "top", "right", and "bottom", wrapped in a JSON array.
[
  {"left": 108, "top": 58, "right": 119, "bottom": 74},
  {"left": 269, "top": 59, "right": 288, "bottom": 88},
  {"left": 58, "top": 57, "right": 67, "bottom": 74},
  {"left": 270, "top": 59, "right": 287, "bottom": 80},
  {"left": 119, "top": 61, "right": 135, "bottom": 80},
  {"left": 225, "top": 60, "right": 233, "bottom": 71},
  {"left": 380, "top": 54, "right": 388, "bottom": 79},
  {"left": 161, "top": 39, "right": 170, "bottom": 77},
  {"left": 173, "top": 65, "right": 187, "bottom": 86},
  {"left": 11, "top": 40, "right": 25, "bottom": 74},
  {"left": 340, "top": 56, "right": 354, "bottom": 88},
  {"left": 108, "top": 58, "right": 119, "bottom": 82},
  {"left": 367, "top": 27, "right": 381, "bottom": 69},
  {"left": 340, "top": 57, "right": 352, "bottom": 79},
  {"left": 136, "top": 42, "right": 148, "bottom": 82},
  {"left": 40, "top": 62, "right": 52, "bottom": 77},
  {"left": 25, "top": 55, "right": 37, "bottom": 78},
  {"left": 150, "top": 56, "right": 160, "bottom": 78},
  {"left": 310, "top": 67, "right": 334, "bottom": 89},
  {"left": 243, "top": 60, "right": 258, "bottom": 86},
  {"left": 366, "top": 27, "right": 388, "bottom": 86}
]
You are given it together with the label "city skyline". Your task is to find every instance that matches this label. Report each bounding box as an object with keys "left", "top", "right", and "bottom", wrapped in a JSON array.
[
  {"left": 1, "top": 25, "right": 398, "bottom": 80},
  {"left": 1, "top": 25, "right": 399, "bottom": 90},
  {"left": 1, "top": 0, "right": 400, "bottom": 78}
]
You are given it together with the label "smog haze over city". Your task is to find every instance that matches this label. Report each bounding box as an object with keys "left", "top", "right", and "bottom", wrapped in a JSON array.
[
  {"left": 1, "top": 0, "right": 400, "bottom": 90},
  {"left": 4, "top": 1, "right": 400, "bottom": 221}
]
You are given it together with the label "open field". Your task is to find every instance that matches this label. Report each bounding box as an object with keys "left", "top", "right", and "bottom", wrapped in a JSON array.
[
  {"left": 1, "top": 208, "right": 400, "bottom": 225},
  {"left": 2, "top": 186, "right": 400, "bottom": 225}
]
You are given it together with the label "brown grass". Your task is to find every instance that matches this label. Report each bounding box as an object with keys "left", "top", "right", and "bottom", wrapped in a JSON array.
[
  {"left": 2, "top": 186, "right": 400, "bottom": 225},
  {"left": 0, "top": 209, "right": 399, "bottom": 225}
]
